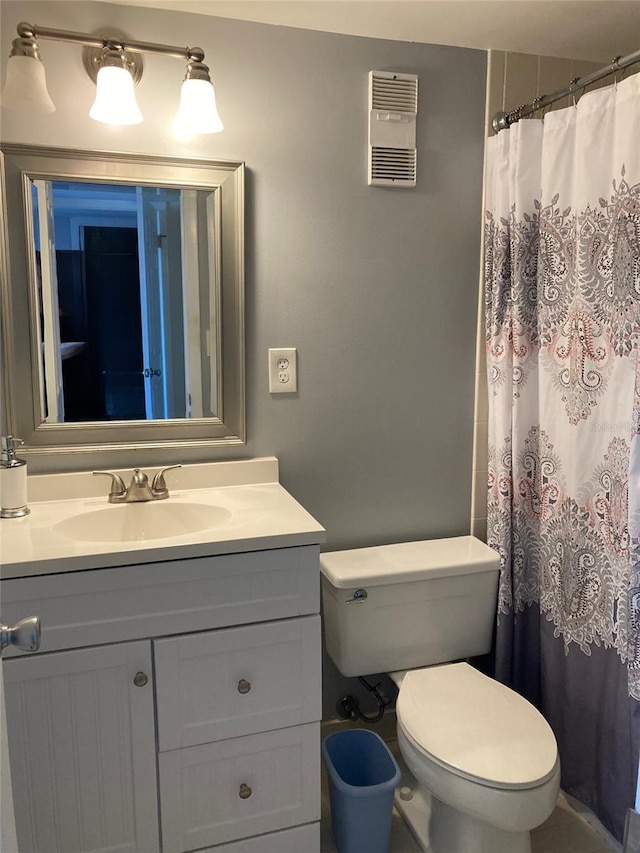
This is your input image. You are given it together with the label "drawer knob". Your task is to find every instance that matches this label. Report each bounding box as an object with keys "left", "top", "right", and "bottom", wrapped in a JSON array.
[
  {"left": 133, "top": 671, "right": 149, "bottom": 687},
  {"left": 237, "top": 679, "right": 251, "bottom": 694},
  {"left": 239, "top": 783, "right": 252, "bottom": 800}
]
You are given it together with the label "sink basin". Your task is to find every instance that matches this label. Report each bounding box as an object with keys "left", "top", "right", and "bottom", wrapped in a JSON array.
[{"left": 53, "top": 501, "right": 232, "bottom": 543}]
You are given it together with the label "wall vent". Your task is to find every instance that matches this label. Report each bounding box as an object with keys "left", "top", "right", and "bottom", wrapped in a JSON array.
[{"left": 368, "top": 70, "right": 418, "bottom": 187}]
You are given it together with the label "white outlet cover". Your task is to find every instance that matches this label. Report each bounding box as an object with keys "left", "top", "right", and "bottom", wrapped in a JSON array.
[{"left": 268, "top": 348, "right": 297, "bottom": 393}]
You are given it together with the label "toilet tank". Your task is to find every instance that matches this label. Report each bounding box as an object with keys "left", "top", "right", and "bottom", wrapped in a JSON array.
[{"left": 320, "top": 537, "right": 500, "bottom": 678}]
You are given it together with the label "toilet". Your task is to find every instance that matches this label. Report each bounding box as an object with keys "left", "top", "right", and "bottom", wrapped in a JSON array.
[{"left": 320, "top": 536, "right": 560, "bottom": 853}]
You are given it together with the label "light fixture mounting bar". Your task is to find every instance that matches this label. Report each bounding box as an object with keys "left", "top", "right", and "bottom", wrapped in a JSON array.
[{"left": 16, "top": 21, "right": 205, "bottom": 62}]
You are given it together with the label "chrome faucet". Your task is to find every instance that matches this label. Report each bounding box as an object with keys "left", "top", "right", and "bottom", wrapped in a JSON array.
[{"left": 93, "top": 466, "right": 181, "bottom": 503}]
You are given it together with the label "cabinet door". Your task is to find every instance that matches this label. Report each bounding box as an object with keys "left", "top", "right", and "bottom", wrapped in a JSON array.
[{"left": 3, "top": 641, "right": 159, "bottom": 853}]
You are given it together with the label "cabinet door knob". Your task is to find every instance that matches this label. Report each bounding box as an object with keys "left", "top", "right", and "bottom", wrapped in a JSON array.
[
  {"left": 239, "top": 783, "right": 252, "bottom": 799},
  {"left": 237, "top": 679, "right": 251, "bottom": 694},
  {"left": 1, "top": 616, "right": 40, "bottom": 654},
  {"left": 133, "top": 671, "right": 149, "bottom": 687}
]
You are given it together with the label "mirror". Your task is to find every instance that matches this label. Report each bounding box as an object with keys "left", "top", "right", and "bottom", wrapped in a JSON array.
[
  {"left": 33, "top": 179, "right": 220, "bottom": 424},
  {"left": 1, "top": 144, "right": 245, "bottom": 455}
]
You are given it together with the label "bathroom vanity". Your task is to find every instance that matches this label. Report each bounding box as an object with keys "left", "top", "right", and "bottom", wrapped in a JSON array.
[{"left": 0, "top": 458, "right": 325, "bottom": 853}]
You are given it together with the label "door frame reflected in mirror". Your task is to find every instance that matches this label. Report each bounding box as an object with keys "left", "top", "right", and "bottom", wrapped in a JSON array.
[{"left": 1, "top": 144, "right": 245, "bottom": 458}]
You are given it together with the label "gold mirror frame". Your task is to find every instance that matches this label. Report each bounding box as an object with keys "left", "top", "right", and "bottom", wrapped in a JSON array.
[{"left": 0, "top": 144, "right": 245, "bottom": 457}]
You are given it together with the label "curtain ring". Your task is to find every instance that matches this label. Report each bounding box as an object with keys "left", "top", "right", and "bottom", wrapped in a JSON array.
[
  {"left": 515, "top": 102, "right": 528, "bottom": 122},
  {"left": 532, "top": 96, "right": 544, "bottom": 118},
  {"left": 611, "top": 56, "right": 621, "bottom": 90},
  {"left": 569, "top": 78, "right": 580, "bottom": 108}
]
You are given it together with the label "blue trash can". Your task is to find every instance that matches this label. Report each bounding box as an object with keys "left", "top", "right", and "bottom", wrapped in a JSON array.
[{"left": 322, "top": 728, "right": 401, "bottom": 853}]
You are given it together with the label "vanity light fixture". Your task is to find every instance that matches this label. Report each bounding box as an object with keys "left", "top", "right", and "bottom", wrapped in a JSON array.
[
  {"left": 0, "top": 25, "right": 55, "bottom": 113},
  {"left": 0, "top": 21, "right": 224, "bottom": 134},
  {"left": 88, "top": 45, "right": 143, "bottom": 126},
  {"left": 174, "top": 57, "right": 224, "bottom": 135}
]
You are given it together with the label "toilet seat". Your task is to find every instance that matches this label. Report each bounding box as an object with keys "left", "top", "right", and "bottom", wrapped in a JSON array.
[{"left": 396, "top": 662, "right": 558, "bottom": 790}]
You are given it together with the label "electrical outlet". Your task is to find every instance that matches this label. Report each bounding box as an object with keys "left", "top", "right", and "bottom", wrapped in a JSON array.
[{"left": 268, "top": 348, "right": 297, "bottom": 393}]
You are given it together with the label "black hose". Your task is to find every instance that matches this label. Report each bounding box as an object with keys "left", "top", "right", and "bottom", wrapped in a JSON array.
[{"left": 336, "top": 676, "right": 392, "bottom": 723}]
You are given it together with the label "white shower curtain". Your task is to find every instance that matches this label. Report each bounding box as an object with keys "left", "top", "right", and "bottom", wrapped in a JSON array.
[{"left": 485, "top": 72, "right": 640, "bottom": 840}]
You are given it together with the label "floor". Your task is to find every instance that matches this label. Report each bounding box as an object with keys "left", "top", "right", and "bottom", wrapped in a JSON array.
[{"left": 320, "top": 739, "right": 619, "bottom": 853}]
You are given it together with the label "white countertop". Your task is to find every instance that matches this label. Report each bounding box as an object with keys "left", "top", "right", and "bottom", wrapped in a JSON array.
[{"left": 0, "top": 458, "right": 326, "bottom": 579}]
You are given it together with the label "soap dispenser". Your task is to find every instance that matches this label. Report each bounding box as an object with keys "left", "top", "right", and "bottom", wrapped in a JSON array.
[{"left": 0, "top": 436, "right": 30, "bottom": 518}]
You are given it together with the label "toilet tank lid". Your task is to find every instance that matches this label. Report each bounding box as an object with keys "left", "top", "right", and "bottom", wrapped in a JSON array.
[{"left": 319, "top": 537, "right": 500, "bottom": 589}]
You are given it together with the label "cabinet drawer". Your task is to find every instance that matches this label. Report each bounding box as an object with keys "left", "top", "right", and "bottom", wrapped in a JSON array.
[
  {"left": 159, "top": 723, "right": 320, "bottom": 853},
  {"left": 155, "top": 616, "right": 321, "bottom": 749},
  {"left": 0, "top": 546, "right": 319, "bottom": 655},
  {"left": 193, "top": 823, "right": 319, "bottom": 853}
]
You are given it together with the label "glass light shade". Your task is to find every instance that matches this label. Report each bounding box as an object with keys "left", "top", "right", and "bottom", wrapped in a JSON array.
[
  {"left": 173, "top": 78, "right": 223, "bottom": 135},
  {"left": 0, "top": 54, "right": 55, "bottom": 113},
  {"left": 89, "top": 65, "right": 143, "bottom": 125}
]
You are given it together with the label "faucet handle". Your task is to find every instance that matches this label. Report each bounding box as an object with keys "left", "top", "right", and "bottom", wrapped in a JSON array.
[
  {"left": 130, "top": 468, "right": 149, "bottom": 486},
  {"left": 152, "top": 465, "right": 182, "bottom": 496},
  {"left": 93, "top": 470, "right": 126, "bottom": 499}
]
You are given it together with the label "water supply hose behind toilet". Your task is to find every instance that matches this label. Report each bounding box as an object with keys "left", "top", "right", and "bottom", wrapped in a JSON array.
[{"left": 336, "top": 676, "right": 392, "bottom": 723}]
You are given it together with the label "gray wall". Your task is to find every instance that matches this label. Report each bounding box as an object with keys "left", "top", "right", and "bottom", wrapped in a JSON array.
[{"left": 1, "top": 1, "right": 487, "bottom": 716}]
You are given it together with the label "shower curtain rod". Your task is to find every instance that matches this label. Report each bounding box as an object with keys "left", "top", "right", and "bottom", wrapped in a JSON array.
[{"left": 491, "top": 47, "right": 640, "bottom": 133}]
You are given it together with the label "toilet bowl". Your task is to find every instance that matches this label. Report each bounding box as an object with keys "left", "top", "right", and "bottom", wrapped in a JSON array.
[
  {"left": 319, "top": 537, "right": 561, "bottom": 853},
  {"left": 392, "top": 663, "right": 560, "bottom": 853}
]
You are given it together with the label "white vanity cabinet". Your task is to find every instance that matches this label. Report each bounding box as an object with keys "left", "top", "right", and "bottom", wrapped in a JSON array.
[{"left": 1, "top": 544, "right": 323, "bottom": 853}]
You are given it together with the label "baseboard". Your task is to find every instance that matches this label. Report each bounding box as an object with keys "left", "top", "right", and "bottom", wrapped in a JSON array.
[
  {"left": 624, "top": 808, "right": 640, "bottom": 853},
  {"left": 562, "top": 791, "right": 622, "bottom": 852},
  {"left": 321, "top": 709, "right": 398, "bottom": 744}
]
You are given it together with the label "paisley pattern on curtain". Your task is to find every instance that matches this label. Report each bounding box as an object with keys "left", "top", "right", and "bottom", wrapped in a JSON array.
[
  {"left": 485, "top": 73, "right": 640, "bottom": 841},
  {"left": 631, "top": 349, "right": 640, "bottom": 700}
]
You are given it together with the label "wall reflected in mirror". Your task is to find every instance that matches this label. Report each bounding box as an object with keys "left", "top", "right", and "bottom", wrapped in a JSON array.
[{"left": 33, "top": 179, "right": 220, "bottom": 424}]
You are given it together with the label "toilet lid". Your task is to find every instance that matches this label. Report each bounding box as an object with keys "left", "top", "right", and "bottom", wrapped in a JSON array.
[{"left": 397, "top": 663, "right": 558, "bottom": 790}]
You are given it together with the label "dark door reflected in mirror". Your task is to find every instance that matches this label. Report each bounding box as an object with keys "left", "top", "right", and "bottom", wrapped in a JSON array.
[
  {"left": 81, "top": 225, "right": 146, "bottom": 421},
  {"left": 33, "top": 179, "right": 216, "bottom": 424}
]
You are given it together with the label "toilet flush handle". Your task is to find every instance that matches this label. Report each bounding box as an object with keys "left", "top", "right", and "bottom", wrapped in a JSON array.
[{"left": 346, "top": 589, "right": 368, "bottom": 604}]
